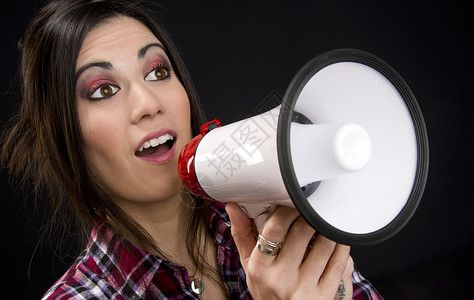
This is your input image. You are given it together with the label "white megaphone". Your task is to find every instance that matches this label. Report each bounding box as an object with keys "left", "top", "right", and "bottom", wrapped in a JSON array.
[{"left": 178, "top": 49, "right": 429, "bottom": 246}]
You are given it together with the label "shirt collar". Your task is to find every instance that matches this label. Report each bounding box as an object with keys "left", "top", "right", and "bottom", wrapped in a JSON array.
[{"left": 86, "top": 202, "right": 236, "bottom": 297}]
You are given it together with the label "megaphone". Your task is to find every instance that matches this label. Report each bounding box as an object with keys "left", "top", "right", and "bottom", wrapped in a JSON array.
[{"left": 178, "top": 49, "right": 429, "bottom": 246}]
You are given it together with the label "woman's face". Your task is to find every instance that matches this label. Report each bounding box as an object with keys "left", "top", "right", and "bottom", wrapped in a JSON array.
[{"left": 76, "top": 16, "right": 192, "bottom": 205}]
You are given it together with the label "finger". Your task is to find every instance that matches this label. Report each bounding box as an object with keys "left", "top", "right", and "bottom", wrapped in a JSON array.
[
  {"left": 300, "top": 234, "right": 337, "bottom": 280},
  {"left": 257, "top": 206, "right": 300, "bottom": 261},
  {"left": 276, "top": 216, "right": 315, "bottom": 265},
  {"left": 225, "top": 203, "right": 257, "bottom": 269},
  {"left": 342, "top": 255, "right": 354, "bottom": 282},
  {"left": 336, "top": 255, "right": 354, "bottom": 300},
  {"left": 318, "top": 243, "right": 351, "bottom": 292},
  {"left": 260, "top": 206, "right": 300, "bottom": 240},
  {"left": 335, "top": 278, "right": 352, "bottom": 300}
]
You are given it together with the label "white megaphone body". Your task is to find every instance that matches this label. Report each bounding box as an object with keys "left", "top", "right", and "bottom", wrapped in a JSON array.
[{"left": 178, "top": 49, "right": 429, "bottom": 246}]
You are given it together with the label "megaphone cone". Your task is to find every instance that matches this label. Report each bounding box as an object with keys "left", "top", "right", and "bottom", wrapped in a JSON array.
[{"left": 178, "top": 49, "right": 429, "bottom": 246}]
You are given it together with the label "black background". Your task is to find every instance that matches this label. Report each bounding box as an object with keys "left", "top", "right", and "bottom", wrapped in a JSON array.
[{"left": 1, "top": 0, "right": 473, "bottom": 299}]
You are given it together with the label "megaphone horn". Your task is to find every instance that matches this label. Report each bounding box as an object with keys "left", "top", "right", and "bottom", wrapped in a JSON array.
[{"left": 178, "top": 49, "right": 429, "bottom": 246}]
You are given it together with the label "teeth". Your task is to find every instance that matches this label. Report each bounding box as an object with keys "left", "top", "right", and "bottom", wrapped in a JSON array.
[{"left": 138, "top": 133, "right": 174, "bottom": 152}]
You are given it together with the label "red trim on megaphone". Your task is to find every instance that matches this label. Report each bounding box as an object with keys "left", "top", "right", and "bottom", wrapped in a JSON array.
[
  {"left": 177, "top": 119, "right": 221, "bottom": 200},
  {"left": 200, "top": 119, "right": 221, "bottom": 135}
]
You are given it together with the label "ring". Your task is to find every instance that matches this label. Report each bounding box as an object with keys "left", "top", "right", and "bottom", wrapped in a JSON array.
[
  {"left": 256, "top": 233, "right": 282, "bottom": 256},
  {"left": 308, "top": 234, "right": 318, "bottom": 249}
]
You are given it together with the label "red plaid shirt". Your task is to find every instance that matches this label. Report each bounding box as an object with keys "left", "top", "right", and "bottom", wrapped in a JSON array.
[{"left": 43, "top": 202, "right": 382, "bottom": 299}]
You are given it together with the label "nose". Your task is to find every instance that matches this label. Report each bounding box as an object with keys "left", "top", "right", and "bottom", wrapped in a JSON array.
[{"left": 129, "top": 82, "right": 162, "bottom": 124}]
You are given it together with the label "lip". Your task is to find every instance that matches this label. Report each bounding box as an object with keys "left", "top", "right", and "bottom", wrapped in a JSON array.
[{"left": 135, "top": 128, "right": 177, "bottom": 163}]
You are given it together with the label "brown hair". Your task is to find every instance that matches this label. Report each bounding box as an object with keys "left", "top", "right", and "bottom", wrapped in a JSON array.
[{"left": 1, "top": 0, "right": 215, "bottom": 279}]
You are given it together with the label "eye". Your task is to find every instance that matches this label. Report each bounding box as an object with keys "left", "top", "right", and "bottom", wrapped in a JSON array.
[
  {"left": 89, "top": 84, "right": 119, "bottom": 100},
  {"left": 145, "top": 65, "right": 171, "bottom": 81}
]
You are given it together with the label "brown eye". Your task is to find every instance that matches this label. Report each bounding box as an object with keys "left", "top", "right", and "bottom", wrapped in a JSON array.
[
  {"left": 89, "top": 84, "right": 119, "bottom": 101},
  {"left": 100, "top": 86, "right": 113, "bottom": 97},
  {"left": 145, "top": 65, "right": 171, "bottom": 81},
  {"left": 154, "top": 67, "right": 168, "bottom": 80}
]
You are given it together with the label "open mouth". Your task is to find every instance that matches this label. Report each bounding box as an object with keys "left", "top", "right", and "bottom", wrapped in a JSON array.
[{"left": 135, "top": 133, "right": 175, "bottom": 158}]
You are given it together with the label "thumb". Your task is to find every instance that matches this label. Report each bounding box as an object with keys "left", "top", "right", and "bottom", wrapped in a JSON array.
[{"left": 225, "top": 203, "right": 257, "bottom": 269}]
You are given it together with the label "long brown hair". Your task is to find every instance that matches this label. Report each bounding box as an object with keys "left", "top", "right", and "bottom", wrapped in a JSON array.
[{"left": 1, "top": 0, "right": 214, "bottom": 279}]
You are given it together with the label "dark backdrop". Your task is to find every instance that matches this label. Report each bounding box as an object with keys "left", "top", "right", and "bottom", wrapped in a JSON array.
[{"left": 1, "top": 1, "right": 473, "bottom": 299}]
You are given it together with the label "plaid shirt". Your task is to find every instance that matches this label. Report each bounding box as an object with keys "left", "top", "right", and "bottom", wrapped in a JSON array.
[{"left": 43, "top": 202, "right": 382, "bottom": 299}]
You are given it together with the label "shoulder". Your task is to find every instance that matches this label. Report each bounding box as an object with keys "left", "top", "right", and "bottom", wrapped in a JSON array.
[
  {"left": 42, "top": 253, "right": 122, "bottom": 300},
  {"left": 42, "top": 224, "right": 154, "bottom": 300}
]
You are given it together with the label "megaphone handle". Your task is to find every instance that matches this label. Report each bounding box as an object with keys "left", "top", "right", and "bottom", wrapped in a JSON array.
[{"left": 237, "top": 203, "right": 276, "bottom": 231}]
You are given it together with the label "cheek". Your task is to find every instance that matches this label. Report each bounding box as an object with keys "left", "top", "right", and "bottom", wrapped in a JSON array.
[
  {"left": 180, "top": 107, "right": 193, "bottom": 147},
  {"left": 79, "top": 110, "right": 130, "bottom": 200},
  {"left": 182, "top": 98, "right": 192, "bottom": 134},
  {"left": 163, "top": 82, "right": 193, "bottom": 139},
  {"left": 177, "top": 89, "right": 193, "bottom": 136},
  {"left": 84, "top": 118, "right": 120, "bottom": 152},
  {"left": 78, "top": 102, "right": 124, "bottom": 173}
]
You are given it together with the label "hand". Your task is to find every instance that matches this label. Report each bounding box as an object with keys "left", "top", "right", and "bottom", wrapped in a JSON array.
[
  {"left": 336, "top": 255, "right": 354, "bottom": 300},
  {"left": 226, "top": 203, "right": 353, "bottom": 300}
]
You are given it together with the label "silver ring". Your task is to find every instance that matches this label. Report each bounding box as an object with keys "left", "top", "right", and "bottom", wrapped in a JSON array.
[{"left": 256, "top": 233, "right": 282, "bottom": 256}]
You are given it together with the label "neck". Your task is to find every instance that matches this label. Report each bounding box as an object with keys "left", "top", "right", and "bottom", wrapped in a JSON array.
[
  {"left": 115, "top": 194, "right": 227, "bottom": 299},
  {"left": 115, "top": 192, "right": 196, "bottom": 259}
]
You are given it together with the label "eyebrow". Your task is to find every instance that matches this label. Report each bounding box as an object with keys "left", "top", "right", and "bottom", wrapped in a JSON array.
[
  {"left": 75, "top": 61, "right": 113, "bottom": 82},
  {"left": 138, "top": 43, "right": 166, "bottom": 59},
  {"left": 75, "top": 43, "right": 166, "bottom": 82}
]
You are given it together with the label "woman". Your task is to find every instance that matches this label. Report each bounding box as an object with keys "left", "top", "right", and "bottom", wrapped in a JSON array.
[{"left": 1, "top": 0, "right": 381, "bottom": 299}]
